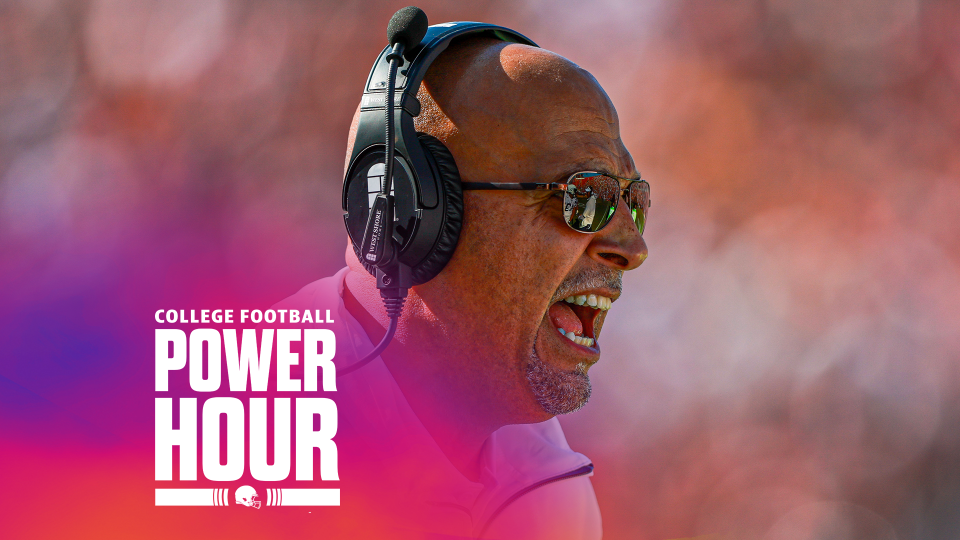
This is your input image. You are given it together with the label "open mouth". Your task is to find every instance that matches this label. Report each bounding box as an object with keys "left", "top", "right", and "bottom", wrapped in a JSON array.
[{"left": 547, "top": 293, "right": 613, "bottom": 348}]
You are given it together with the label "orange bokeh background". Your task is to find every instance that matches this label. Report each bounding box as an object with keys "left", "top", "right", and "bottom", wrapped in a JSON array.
[{"left": 2, "top": 1, "right": 959, "bottom": 539}]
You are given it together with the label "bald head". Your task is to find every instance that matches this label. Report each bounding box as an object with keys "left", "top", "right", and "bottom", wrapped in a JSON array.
[
  {"left": 412, "top": 38, "right": 636, "bottom": 185},
  {"left": 343, "top": 38, "right": 635, "bottom": 183}
]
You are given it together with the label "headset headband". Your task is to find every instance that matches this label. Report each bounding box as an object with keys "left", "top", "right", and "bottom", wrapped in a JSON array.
[
  {"left": 369, "top": 23, "right": 536, "bottom": 99},
  {"left": 345, "top": 23, "right": 538, "bottom": 174}
]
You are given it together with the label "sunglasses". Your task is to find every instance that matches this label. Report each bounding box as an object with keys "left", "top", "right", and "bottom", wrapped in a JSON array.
[{"left": 461, "top": 172, "right": 651, "bottom": 234}]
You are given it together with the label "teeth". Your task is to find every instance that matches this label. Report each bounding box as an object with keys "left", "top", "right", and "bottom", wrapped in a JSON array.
[
  {"left": 558, "top": 327, "right": 595, "bottom": 347},
  {"left": 562, "top": 294, "right": 613, "bottom": 311}
]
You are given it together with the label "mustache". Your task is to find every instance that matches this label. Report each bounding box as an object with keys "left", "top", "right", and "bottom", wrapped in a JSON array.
[{"left": 550, "top": 267, "right": 623, "bottom": 303}]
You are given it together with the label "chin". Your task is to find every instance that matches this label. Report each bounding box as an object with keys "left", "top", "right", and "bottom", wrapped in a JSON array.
[{"left": 525, "top": 342, "right": 594, "bottom": 417}]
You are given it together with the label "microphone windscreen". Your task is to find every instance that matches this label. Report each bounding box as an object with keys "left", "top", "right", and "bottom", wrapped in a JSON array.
[{"left": 387, "top": 6, "right": 428, "bottom": 50}]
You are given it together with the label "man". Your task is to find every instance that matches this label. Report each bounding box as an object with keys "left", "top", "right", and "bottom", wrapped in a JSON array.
[{"left": 280, "top": 35, "right": 647, "bottom": 540}]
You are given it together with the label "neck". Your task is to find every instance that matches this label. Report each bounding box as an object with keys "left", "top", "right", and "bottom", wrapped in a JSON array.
[{"left": 342, "top": 269, "right": 504, "bottom": 482}]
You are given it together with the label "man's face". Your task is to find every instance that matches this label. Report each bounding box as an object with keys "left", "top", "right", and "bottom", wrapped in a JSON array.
[{"left": 414, "top": 43, "right": 648, "bottom": 423}]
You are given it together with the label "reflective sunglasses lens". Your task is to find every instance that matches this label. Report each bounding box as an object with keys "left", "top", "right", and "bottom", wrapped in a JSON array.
[
  {"left": 627, "top": 180, "right": 650, "bottom": 235},
  {"left": 562, "top": 173, "right": 619, "bottom": 232}
]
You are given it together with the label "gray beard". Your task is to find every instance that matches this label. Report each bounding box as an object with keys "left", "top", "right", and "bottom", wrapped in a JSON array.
[{"left": 525, "top": 346, "right": 592, "bottom": 415}]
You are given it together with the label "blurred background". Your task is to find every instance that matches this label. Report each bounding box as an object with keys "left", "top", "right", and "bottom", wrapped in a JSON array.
[{"left": 1, "top": 0, "right": 959, "bottom": 539}]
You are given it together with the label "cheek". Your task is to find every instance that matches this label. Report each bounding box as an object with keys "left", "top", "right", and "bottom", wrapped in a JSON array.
[
  {"left": 453, "top": 196, "right": 587, "bottom": 302},
  {"left": 459, "top": 196, "right": 542, "bottom": 274},
  {"left": 453, "top": 203, "right": 536, "bottom": 289}
]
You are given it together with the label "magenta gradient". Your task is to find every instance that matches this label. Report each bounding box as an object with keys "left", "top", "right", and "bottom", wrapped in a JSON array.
[{"left": 4, "top": 1, "right": 960, "bottom": 539}]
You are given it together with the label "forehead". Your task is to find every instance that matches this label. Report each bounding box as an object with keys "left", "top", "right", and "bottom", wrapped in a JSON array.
[
  {"left": 532, "top": 108, "right": 637, "bottom": 182},
  {"left": 419, "top": 42, "right": 637, "bottom": 183}
]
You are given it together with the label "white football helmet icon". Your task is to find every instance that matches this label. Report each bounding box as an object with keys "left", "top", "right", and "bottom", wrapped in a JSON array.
[{"left": 235, "top": 485, "right": 261, "bottom": 509}]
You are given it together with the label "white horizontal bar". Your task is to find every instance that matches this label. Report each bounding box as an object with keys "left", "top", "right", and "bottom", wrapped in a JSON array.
[
  {"left": 155, "top": 488, "right": 223, "bottom": 506},
  {"left": 277, "top": 489, "right": 340, "bottom": 506}
]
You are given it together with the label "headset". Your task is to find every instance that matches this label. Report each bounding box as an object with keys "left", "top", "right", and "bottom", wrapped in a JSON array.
[{"left": 339, "top": 7, "right": 537, "bottom": 374}]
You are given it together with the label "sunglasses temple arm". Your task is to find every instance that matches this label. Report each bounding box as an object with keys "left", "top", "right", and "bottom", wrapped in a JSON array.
[{"left": 460, "top": 182, "right": 567, "bottom": 190}]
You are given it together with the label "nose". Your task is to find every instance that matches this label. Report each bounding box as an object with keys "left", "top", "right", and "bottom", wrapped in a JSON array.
[{"left": 586, "top": 197, "right": 647, "bottom": 270}]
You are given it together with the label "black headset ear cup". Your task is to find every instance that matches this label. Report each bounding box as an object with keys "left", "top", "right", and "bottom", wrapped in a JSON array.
[{"left": 409, "top": 133, "right": 463, "bottom": 285}]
